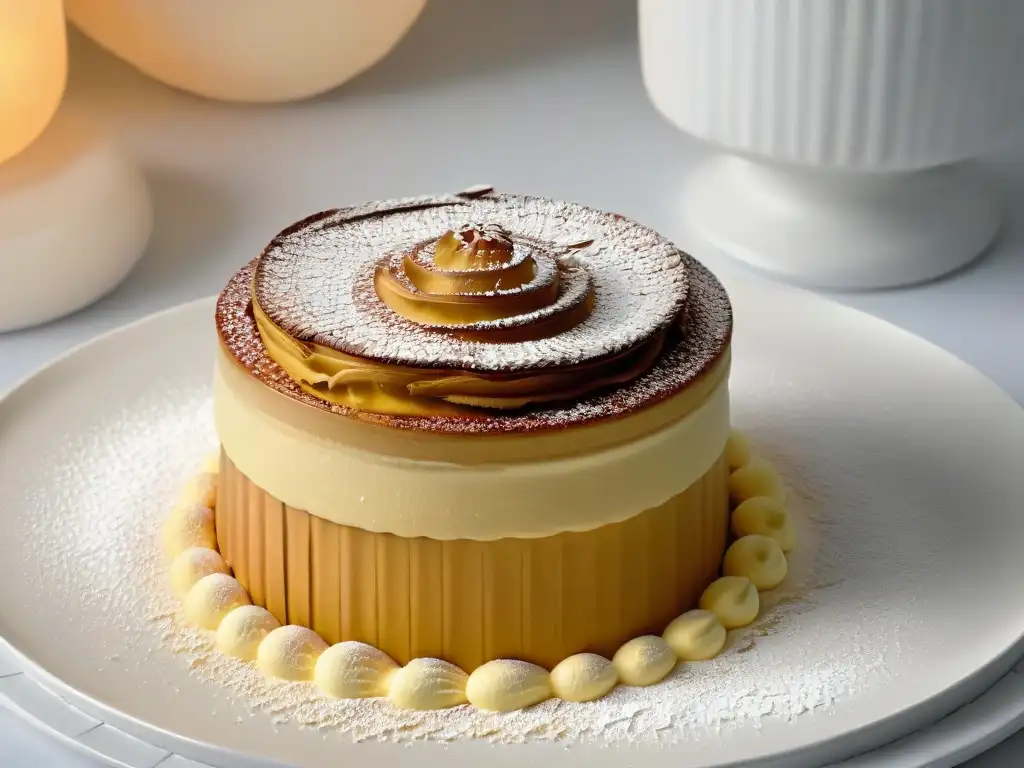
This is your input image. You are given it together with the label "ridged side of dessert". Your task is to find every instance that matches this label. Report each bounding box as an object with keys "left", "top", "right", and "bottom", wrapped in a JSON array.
[{"left": 217, "top": 453, "right": 728, "bottom": 670}]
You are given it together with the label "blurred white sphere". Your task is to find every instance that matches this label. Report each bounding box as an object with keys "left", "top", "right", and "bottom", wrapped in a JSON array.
[{"left": 65, "top": 0, "right": 427, "bottom": 103}]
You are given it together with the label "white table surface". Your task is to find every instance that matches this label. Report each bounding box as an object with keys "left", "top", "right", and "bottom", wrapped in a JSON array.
[{"left": 1, "top": 2, "right": 1021, "bottom": 765}]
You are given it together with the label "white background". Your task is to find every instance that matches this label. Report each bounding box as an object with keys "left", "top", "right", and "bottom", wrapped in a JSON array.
[{"left": 0, "top": 1, "right": 1021, "bottom": 765}]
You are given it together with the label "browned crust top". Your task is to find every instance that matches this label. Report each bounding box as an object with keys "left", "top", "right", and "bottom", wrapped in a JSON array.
[{"left": 216, "top": 253, "right": 733, "bottom": 435}]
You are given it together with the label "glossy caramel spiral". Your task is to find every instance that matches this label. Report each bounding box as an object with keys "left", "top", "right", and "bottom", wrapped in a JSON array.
[{"left": 373, "top": 224, "right": 594, "bottom": 342}]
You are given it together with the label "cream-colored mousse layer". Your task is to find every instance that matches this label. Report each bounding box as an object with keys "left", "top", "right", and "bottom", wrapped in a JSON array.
[{"left": 214, "top": 348, "right": 730, "bottom": 541}]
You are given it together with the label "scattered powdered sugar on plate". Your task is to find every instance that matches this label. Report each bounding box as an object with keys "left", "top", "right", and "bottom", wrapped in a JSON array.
[{"left": 10, "top": 372, "right": 910, "bottom": 747}]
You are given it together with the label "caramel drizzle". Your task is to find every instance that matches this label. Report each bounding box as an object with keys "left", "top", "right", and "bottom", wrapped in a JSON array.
[{"left": 250, "top": 295, "right": 670, "bottom": 412}]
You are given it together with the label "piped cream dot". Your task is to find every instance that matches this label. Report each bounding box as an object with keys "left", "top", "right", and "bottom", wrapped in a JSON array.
[
  {"left": 729, "top": 460, "right": 784, "bottom": 504},
  {"left": 257, "top": 625, "right": 328, "bottom": 682},
  {"left": 466, "top": 660, "right": 551, "bottom": 712},
  {"left": 662, "top": 609, "right": 727, "bottom": 661},
  {"left": 612, "top": 635, "right": 676, "bottom": 687},
  {"left": 216, "top": 605, "right": 280, "bottom": 661},
  {"left": 162, "top": 503, "right": 216, "bottom": 559},
  {"left": 723, "top": 535, "right": 788, "bottom": 590},
  {"left": 315, "top": 641, "right": 398, "bottom": 699},
  {"left": 183, "top": 573, "right": 250, "bottom": 630},
  {"left": 182, "top": 472, "right": 218, "bottom": 509},
  {"left": 549, "top": 653, "right": 617, "bottom": 702},
  {"left": 169, "top": 547, "right": 229, "bottom": 597},
  {"left": 725, "top": 429, "right": 752, "bottom": 470},
  {"left": 388, "top": 659, "right": 468, "bottom": 710},
  {"left": 731, "top": 496, "right": 797, "bottom": 551},
  {"left": 699, "top": 576, "right": 759, "bottom": 630}
]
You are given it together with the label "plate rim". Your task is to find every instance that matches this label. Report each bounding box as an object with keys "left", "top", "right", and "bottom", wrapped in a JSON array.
[
  {"left": 5, "top": 641, "right": 1024, "bottom": 768},
  {"left": 0, "top": 296, "right": 214, "bottom": 406},
  {"left": 4, "top": 639, "right": 1024, "bottom": 768}
]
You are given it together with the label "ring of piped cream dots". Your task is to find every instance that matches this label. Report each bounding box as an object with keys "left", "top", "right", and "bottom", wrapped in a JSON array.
[{"left": 164, "top": 433, "right": 796, "bottom": 712}]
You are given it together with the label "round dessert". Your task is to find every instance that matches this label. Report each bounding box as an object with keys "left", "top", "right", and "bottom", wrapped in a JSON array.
[{"left": 213, "top": 187, "right": 734, "bottom": 671}]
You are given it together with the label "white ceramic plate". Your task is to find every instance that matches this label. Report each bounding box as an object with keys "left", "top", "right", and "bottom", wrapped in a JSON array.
[
  {"left": 1, "top": 277, "right": 1023, "bottom": 768},
  {"left": 3, "top": 643, "right": 1024, "bottom": 768}
]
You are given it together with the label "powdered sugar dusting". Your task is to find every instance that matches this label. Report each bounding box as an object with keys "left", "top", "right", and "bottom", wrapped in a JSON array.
[
  {"left": 218, "top": 254, "right": 731, "bottom": 434},
  {"left": 253, "top": 193, "right": 688, "bottom": 371},
  {"left": 9, "top": 383, "right": 904, "bottom": 747},
  {"left": 16, "top": 294, "right": 994, "bottom": 758}
]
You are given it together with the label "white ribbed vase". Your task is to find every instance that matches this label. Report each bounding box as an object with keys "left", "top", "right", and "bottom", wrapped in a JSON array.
[{"left": 640, "top": 0, "right": 1024, "bottom": 289}]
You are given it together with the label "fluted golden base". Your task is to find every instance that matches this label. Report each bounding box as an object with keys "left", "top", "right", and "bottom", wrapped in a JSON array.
[{"left": 216, "top": 451, "right": 729, "bottom": 671}]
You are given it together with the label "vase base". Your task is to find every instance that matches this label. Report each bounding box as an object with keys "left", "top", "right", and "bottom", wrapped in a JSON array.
[
  {"left": 681, "top": 155, "right": 1001, "bottom": 291},
  {"left": 0, "top": 104, "right": 153, "bottom": 333}
]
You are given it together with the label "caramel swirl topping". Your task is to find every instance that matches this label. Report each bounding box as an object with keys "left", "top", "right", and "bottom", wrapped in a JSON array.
[
  {"left": 373, "top": 222, "right": 594, "bottom": 343},
  {"left": 249, "top": 191, "right": 693, "bottom": 417}
]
